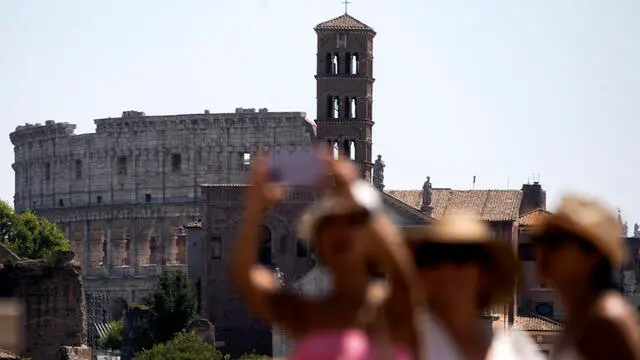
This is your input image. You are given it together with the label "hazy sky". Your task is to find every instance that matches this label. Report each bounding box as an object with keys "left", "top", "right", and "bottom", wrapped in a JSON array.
[{"left": 1, "top": 0, "right": 639, "bottom": 232}]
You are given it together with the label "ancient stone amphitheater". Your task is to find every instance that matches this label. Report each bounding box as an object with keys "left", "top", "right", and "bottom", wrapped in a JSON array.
[{"left": 10, "top": 108, "right": 315, "bottom": 343}]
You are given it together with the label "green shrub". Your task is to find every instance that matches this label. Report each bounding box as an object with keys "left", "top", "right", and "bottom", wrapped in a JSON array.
[
  {"left": 134, "top": 331, "right": 227, "bottom": 360},
  {"left": 99, "top": 318, "right": 124, "bottom": 351}
]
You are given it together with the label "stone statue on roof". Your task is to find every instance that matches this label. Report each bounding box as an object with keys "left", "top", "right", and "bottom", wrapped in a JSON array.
[
  {"left": 422, "top": 176, "right": 432, "bottom": 209},
  {"left": 372, "top": 155, "right": 385, "bottom": 190},
  {"left": 635, "top": 223, "right": 640, "bottom": 238},
  {"left": 623, "top": 222, "right": 629, "bottom": 238}
]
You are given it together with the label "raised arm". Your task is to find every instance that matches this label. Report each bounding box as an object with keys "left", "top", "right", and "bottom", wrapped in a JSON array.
[{"left": 229, "top": 154, "right": 309, "bottom": 335}]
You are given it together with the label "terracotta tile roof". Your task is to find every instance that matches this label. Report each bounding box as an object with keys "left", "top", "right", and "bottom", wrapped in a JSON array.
[
  {"left": 519, "top": 208, "right": 552, "bottom": 227},
  {"left": 315, "top": 14, "right": 375, "bottom": 32},
  {"left": 385, "top": 189, "right": 523, "bottom": 222},
  {"left": 513, "top": 314, "right": 565, "bottom": 332},
  {"left": 488, "top": 311, "right": 565, "bottom": 332}
]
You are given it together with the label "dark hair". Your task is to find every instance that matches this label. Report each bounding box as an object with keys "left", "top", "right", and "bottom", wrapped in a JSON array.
[{"left": 591, "top": 258, "right": 620, "bottom": 293}]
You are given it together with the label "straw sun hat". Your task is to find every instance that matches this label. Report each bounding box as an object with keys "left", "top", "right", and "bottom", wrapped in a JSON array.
[
  {"left": 404, "top": 213, "right": 520, "bottom": 307},
  {"left": 297, "top": 181, "right": 384, "bottom": 245},
  {"left": 534, "top": 194, "right": 626, "bottom": 268}
]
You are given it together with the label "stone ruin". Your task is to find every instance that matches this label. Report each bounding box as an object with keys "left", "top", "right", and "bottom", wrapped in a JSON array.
[
  {"left": 0, "top": 250, "right": 90, "bottom": 360},
  {"left": 185, "top": 318, "right": 216, "bottom": 345}
]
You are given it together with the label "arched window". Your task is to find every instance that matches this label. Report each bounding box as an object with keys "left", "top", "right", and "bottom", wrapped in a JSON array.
[{"left": 258, "top": 225, "right": 273, "bottom": 267}]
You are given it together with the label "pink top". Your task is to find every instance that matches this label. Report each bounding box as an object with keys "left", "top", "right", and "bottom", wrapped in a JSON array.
[{"left": 289, "top": 329, "right": 412, "bottom": 360}]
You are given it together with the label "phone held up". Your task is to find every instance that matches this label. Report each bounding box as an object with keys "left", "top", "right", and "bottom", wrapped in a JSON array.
[{"left": 266, "top": 149, "right": 325, "bottom": 186}]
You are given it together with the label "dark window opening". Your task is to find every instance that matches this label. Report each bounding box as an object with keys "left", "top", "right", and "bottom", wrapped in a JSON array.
[
  {"left": 296, "top": 240, "right": 309, "bottom": 258},
  {"left": 343, "top": 97, "right": 350, "bottom": 119},
  {"left": 258, "top": 225, "right": 272, "bottom": 267},
  {"left": 337, "top": 32, "right": 347, "bottom": 48},
  {"left": 45, "top": 163, "right": 51, "bottom": 181},
  {"left": 518, "top": 243, "right": 535, "bottom": 262},
  {"left": 534, "top": 303, "right": 554, "bottom": 317},
  {"left": 211, "top": 237, "right": 222, "bottom": 259},
  {"left": 171, "top": 153, "right": 182, "bottom": 173},
  {"left": 145, "top": 194, "right": 152, "bottom": 203},
  {"left": 75, "top": 159, "right": 82, "bottom": 180},
  {"left": 96, "top": 196, "right": 102, "bottom": 204},
  {"left": 58, "top": 199, "right": 64, "bottom": 207},
  {"left": 345, "top": 52, "right": 351, "bottom": 74},
  {"left": 117, "top": 157, "right": 127, "bottom": 175}
]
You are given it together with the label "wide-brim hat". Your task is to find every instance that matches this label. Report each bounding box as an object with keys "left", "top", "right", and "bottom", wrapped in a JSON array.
[
  {"left": 404, "top": 213, "right": 520, "bottom": 307},
  {"left": 297, "top": 181, "right": 383, "bottom": 245},
  {"left": 534, "top": 194, "right": 626, "bottom": 268}
]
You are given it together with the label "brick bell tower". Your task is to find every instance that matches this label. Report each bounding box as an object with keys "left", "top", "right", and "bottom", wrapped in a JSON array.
[{"left": 314, "top": 11, "right": 376, "bottom": 182}]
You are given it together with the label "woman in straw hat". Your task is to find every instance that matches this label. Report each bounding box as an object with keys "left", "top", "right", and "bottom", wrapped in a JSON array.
[
  {"left": 230, "top": 151, "right": 424, "bottom": 360},
  {"left": 405, "top": 213, "right": 544, "bottom": 360},
  {"left": 532, "top": 194, "right": 640, "bottom": 360}
]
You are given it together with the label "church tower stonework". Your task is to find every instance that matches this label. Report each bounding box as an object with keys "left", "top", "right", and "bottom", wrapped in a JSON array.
[{"left": 314, "top": 13, "right": 376, "bottom": 181}]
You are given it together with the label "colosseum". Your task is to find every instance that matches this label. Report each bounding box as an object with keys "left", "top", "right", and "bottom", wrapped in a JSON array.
[{"left": 9, "top": 108, "right": 315, "bottom": 340}]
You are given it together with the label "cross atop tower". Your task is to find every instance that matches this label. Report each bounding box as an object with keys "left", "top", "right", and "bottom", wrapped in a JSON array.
[{"left": 342, "top": 0, "right": 351, "bottom": 13}]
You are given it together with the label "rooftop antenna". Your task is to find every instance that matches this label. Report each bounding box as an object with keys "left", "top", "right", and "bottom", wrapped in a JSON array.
[
  {"left": 472, "top": 175, "right": 476, "bottom": 190},
  {"left": 342, "top": 0, "right": 351, "bottom": 13}
]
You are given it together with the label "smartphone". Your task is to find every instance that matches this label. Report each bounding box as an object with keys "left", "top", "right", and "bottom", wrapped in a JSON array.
[{"left": 267, "top": 149, "right": 324, "bottom": 186}]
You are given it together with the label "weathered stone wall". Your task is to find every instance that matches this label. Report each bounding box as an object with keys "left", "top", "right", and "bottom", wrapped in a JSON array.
[
  {"left": 0, "top": 251, "right": 86, "bottom": 360},
  {"left": 10, "top": 109, "right": 314, "bottom": 213}
]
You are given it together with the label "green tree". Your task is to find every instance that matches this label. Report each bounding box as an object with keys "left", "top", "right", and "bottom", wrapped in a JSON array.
[
  {"left": 0, "top": 200, "right": 70, "bottom": 260},
  {"left": 147, "top": 271, "right": 196, "bottom": 345},
  {"left": 99, "top": 318, "right": 124, "bottom": 351},
  {"left": 134, "top": 331, "right": 227, "bottom": 360}
]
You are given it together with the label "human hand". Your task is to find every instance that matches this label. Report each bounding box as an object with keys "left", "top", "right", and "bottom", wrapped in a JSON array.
[{"left": 244, "top": 152, "right": 285, "bottom": 212}]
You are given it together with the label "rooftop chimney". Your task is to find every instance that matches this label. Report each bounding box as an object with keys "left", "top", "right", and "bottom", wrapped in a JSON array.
[{"left": 520, "top": 182, "right": 546, "bottom": 214}]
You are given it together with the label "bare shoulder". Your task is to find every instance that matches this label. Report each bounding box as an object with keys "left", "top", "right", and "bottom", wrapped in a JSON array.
[
  {"left": 593, "top": 291, "right": 640, "bottom": 337},
  {"left": 579, "top": 291, "right": 640, "bottom": 360}
]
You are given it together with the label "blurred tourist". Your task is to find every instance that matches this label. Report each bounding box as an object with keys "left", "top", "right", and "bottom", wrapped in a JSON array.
[
  {"left": 533, "top": 194, "right": 640, "bottom": 360},
  {"left": 230, "top": 151, "right": 424, "bottom": 360},
  {"left": 405, "top": 214, "right": 543, "bottom": 360}
]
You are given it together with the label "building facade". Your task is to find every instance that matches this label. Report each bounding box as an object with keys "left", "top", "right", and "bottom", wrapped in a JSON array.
[{"left": 9, "top": 109, "right": 315, "bottom": 329}]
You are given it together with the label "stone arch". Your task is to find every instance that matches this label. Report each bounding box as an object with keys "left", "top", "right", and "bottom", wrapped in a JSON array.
[{"left": 109, "top": 297, "right": 128, "bottom": 321}]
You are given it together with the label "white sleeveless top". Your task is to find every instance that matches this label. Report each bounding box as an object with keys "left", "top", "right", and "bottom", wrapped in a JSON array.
[{"left": 423, "top": 311, "right": 546, "bottom": 360}]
